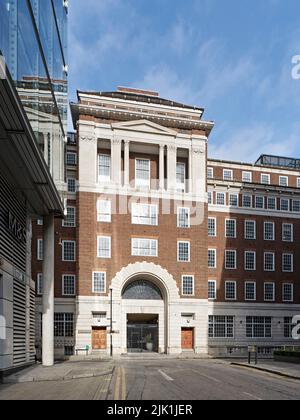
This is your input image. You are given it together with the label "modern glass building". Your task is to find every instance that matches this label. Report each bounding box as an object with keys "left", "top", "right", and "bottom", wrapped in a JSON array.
[{"left": 0, "top": 0, "right": 67, "bottom": 376}]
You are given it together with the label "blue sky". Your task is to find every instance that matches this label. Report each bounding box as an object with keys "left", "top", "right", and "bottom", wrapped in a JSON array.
[{"left": 69, "top": 0, "right": 300, "bottom": 162}]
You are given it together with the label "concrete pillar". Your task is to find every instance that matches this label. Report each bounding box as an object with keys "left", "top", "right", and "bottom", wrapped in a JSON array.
[
  {"left": 111, "top": 138, "right": 122, "bottom": 185},
  {"left": 189, "top": 147, "right": 193, "bottom": 194},
  {"left": 159, "top": 145, "right": 165, "bottom": 191},
  {"left": 42, "top": 214, "right": 55, "bottom": 367},
  {"left": 124, "top": 140, "right": 130, "bottom": 187},
  {"left": 167, "top": 144, "right": 177, "bottom": 191}
]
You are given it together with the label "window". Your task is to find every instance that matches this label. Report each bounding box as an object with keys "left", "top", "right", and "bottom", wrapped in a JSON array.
[
  {"left": 63, "top": 207, "right": 76, "bottom": 227},
  {"left": 37, "top": 239, "right": 43, "bottom": 261},
  {"left": 132, "top": 238, "right": 158, "bottom": 257},
  {"left": 67, "top": 178, "right": 76, "bottom": 193},
  {"left": 182, "top": 276, "right": 194, "bottom": 296},
  {"left": 264, "top": 252, "right": 275, "bottom": 271},
  {"left": 223, "top": 169, "right": 233, "bottom": 181},
  {"left": 207, "top": 167, "right": 214, "bottom": 179},
  {"left": 282, "top": 224, "right": 293, "bottom": 242},
  {"left": 97, "top": 200, "right": 112, "bottom": 223},
  {"left": 255, "top": 196, "right": 264, "bottom": 209},
  {"left": 267, "top": 197, "right": 277, "bottom": 210},
  {"left": 178, "top": 241, "right": 190, "bottom": 262},
  {"left": 136, "top": 159, "right": 150, "bottom": 188},
  {"left": 54, "top": 313, "right": 74, "bottom": 338},
  {"left": 132, "top": 203, "right": 158, "bottom": 226},
  {"left": 282, "top": 253, "right": 293, "bottom": 273},
  {"left": 62, "top": 275, "right": 76, "bottom": 296},
  {"left": 283, "top": 284, "right": 293, "bottom": 303},
  {"left": 208, "top": 249, "right": 216, "bottom": 268},
  {"left": 297, "top": 178, "right": 300, "bottom": 189},
  {"left": 246, "top": 317, "right": 272, "bottom": 338},
  {"left": 225, "top": 219, "right": 236, "bottom": 238},
  {"left": 208, "top": 191, "right": 213, "bottom": 205},
  {"left": 264, "top": 283, "right": 275, "bottom": 301},
  {"left": 245, "top": 282, "right": 256, "bottom": 301},
  {"left": 242, "top": 194, "right": 252, "bottom": 208},
  {"left": 177, "top": 207, "right": 190, "bottom": 229},
  {"left": 280, "top": 198, "right": 290, "bottom": 212},
  {"left": 37, "top": 219, "right": 43, "bottom": 226},
  {"left": 208, "top": 218, "right": 216, "bottom": 237},
  {"left": 216, "top": 192, "right": 226, "bottom": 206},
  {"left": 242, "top": 171, "right": 252, "bottom": 183},
  {"left": 97, "top": 236, "right": 111, "bottom": 259},
  {"left": 284, "top": 317, "right": 294, "bottom": 338},
  {"left": 225, "top": 281, "right": 236, "bottom": 300},
  {"left": 176, "top": 162, "right": 186, "bottom": 192},
  {"left": 37, "top": 273, "right": 43, "bottom": 296},
  {"left": 245, "top": 251, "right": 256, "bottom": 271},
  {"left": 261, "top": 174, "right": 270, "bottom": 185},
  {"left": 98, "top": 154, "right": 111, "bottom": 181},
  {"left": 229, "top": 193, "right": 239, "bottom": 207},
  {"left": 66, "top": 152, "right": 77, "bottom": 166},
  {"left": 208, "top": 281, "right": 217, "bottom": 300},
  {"left": 279, "top": 176, "right": 288, "bottom": 187},
  {"left": 292, "top": 200, "right": 300, "bottom": 213},
  {"left": 208, "top": 316, "right": 234, "bottom": 338},
  {"left": 62, "top": 241, "right": 76, "bottom": 262},
  {"left": 264, "top": 222, "right": 275, "bottom": 241},
  {"left": 225, "top": 250, "right": 237, "bottom": 270},
  {"left": 245, "top": 220, "right": 256, "bottom": 240},
  {"left": 92, "top": 272, "right": 106, "bottom": 294}
]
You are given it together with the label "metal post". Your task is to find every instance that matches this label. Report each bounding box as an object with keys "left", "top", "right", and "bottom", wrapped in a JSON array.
[{"left": 110, "top": 287, "right": 113, "bottom": 357}]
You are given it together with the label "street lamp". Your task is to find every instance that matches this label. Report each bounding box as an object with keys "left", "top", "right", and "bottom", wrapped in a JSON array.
[{"left": 109, "top": 287, "right": 113, "bottom": 357}]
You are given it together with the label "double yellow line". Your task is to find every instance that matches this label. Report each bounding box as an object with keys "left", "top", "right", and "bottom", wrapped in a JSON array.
[{"left": 114, "top": 366, "right": 127, "bottom": 400}]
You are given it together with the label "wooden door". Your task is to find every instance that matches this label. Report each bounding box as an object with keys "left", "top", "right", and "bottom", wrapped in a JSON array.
[
  {"left": 92, "top": 327, "right": 107, "bottom": 350},
  {"left": 181, "top": 328, "right": 194, "bottom": 350}
]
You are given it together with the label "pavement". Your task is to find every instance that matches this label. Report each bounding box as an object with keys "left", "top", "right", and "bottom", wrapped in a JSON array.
[
  {"left": 0, "top": 358, "right": 300, "bottom": 400},
  {"left": 231, "top": 360, "right": 300, "bottom": 380}
]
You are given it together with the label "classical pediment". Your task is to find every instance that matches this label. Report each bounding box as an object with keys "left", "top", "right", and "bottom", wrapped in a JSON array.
[{"left": 111, "top": 120, "right": 177, "bottom": 136}]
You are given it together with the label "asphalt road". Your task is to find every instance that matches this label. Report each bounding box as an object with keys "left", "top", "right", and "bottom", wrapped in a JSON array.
[{"left": 0, "top": 359, "right": 299, "bottom": 400}]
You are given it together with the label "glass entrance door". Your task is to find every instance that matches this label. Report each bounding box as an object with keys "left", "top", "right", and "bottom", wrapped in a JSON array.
[{"left": 127, "top": 322, "right": 159, "bottom": 353}]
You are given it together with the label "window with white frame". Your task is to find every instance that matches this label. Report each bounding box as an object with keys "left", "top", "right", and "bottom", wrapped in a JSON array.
[
  {"left": 280, "top": 198, "right": 290, "bottom": 212},
  {"left": 37, "top": 239, "right": 43, "bottom": 261},
  {"left": 242, "top": 171, "right": 252, "bottom": 183},
  {"left": 282, "top": 223, "right": 293, "bottom": 242},
  {"left": 225, "top": 250, "right": 237, "bottom": 270},
  {"left": 245, "top": 220, "right": 256, "bottom": 240},
  {"left": 292, "top": 200, "right": 300, "bottom": 213},
  {"left": 62, "top": 241, "right": 76, "bottom": 262},
  {"left": 208, "top": 280, "right": 217, "bottom": 300},
  {"left": 207, "top": 167, "right": 214, "bottom": 179},
  {"left": 284, "top": 317, "right": 294, "bottom": 338},
  {"left": 37, "top": 219, "right": 43, "bottom": 226},
  {"left": 242, "top": 194, "right": 252, "bottom": 208},
  {"left": 225, "top": 281, "right": 237, "bottom": 300},
  {"left": 264, "top": 222, "right": 275, "bottom": 241},
  {"left": 98, "top": 154, "right": 111, "bottom": 181},
  {"left": 267, "top": 197, "right": 277, "bottom": 210},
  {"left": 63, "top": 207, "right": 76, "bottom": 227},
  {"left": 132, "top": 238, "right": 158, "bottom": 257},
  {"left": 176, "top": 162, "right": 186, "bottom": 192},
  {"left": 208, "top": 249, "right": 216, "bottom": 268},
  {"left": 283, "top": 283, "right": 293, "bottom": 303},
  {"left": 182, "top": 275, "right": 194, "bottom": 296},
  {"left": 97, "top": 236, "right": 111, "bottom": 259},
  {"left": 223, "top": 169, "right": 233, "bottom": 181},
  {"left": 279, "top": 176, "right": 288, "bottom": 187},
  {"left": 177, "top": 241, "right": 190, "bottom": 262},
  {"left": 264, "top": 252, "right": 275, "bottom": 271},
  {"left": 62, "top": 275, "right": 76, "bottom": 296},
  {"left": 255, "top": 196, "right": 264, "bottom": 209},
  {"left": 216, "top": 192, "right": 226, "bottom": 206},
  {"left": 132, "top": 203, "right": 158, "bottom": 226},
  {"left": 97, "top": 200, "right": 112, "bottom": 223},
  {"left": 177, "top": 207, "right": 190, "bottom": 229},
  {"left": 66, "top": 152, "right": 77, "bottom": 166},
  {"left": 261, "top": 174, "right": 270, "bottom": 185},
  {"left": 282, "top": 253, "right": 293, "bottom": 273},
  {"left": 245, "top": 251, "right": 256, "bottom": 271},
  {"left": 229, "top": 193, "right": 239, "bottom": 207},
  {"left": 208, "top": 218, "right": 216, "bottom": 237},
  {"left": 208, "top": 316, "right": 234, "bottom": 338},
  {"left": 37, "top": 273, "right": 43, "bottom": 296},
  {"left": 92, "top": 272, "right": 106, "bottom": 294},
  {"left": 208, "top": 191, "right": 213, "bottom": 205},
  {"left": 135, "top": 159, "right": 150, "bottom": 188},
  {"left": 246, "top": 317, "right": 272, "bottom": 338},
  {"left": 225, "top": 219, "right": 236, "bottom": 238},
  {"left": 67, "top": 178, "right": 76, "bottom": 193},
  {"left": 245, "top": 282, "right": 256, "bottom": 301},
  {"left": 264, "top": 283, "right": 275, "bottom": 301}
]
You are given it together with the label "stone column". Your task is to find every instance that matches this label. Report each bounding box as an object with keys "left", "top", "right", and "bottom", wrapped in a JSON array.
[
  {"left": 167, "top": 144, "right": 177, "bottom": 191},
  {"left": 42, "top": 214, "right": 55, "bottom": 367},
  {"left": 159, "top": 145, "right": 165, "bottom": 191},
  {"left": 111, "top": 138, "right": 122, "bottom": 185},
  {"left": 124, "top": 140, "right": 130, "bottom": 187}
]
